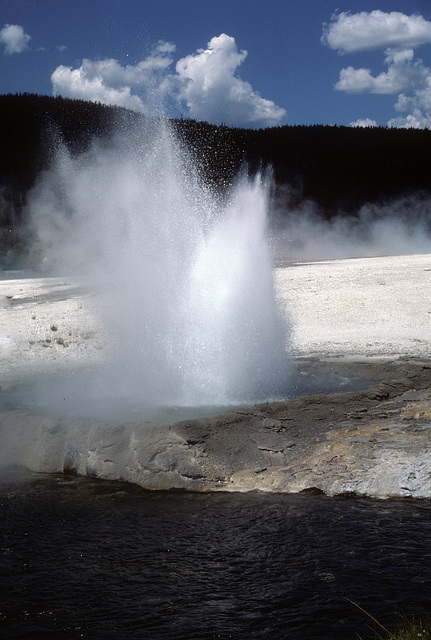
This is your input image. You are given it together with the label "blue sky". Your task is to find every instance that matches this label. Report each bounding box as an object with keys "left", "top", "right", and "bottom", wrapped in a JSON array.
[{"left": 2, "top": 0, "right": 431, "bottom": 128}]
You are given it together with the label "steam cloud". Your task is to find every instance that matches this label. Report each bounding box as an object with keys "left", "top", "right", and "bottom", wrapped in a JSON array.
[
  {"left": 25, "top": 118, "right": 290, "bottom": 414},
  {"left": 18, "top": 112, "right": 431, "bottom": 420},
  {"left": 270, "top": 187, "right": 431, "bottom": 262}
]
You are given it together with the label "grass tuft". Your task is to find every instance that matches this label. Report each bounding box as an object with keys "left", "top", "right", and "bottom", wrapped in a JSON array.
[{"left": 346, "top": 599, "right": 431, "bottom": 640}]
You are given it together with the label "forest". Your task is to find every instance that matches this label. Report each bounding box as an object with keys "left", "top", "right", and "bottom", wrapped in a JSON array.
[{"left": 1, "top": 92, "right": 431, "bottom": 262}]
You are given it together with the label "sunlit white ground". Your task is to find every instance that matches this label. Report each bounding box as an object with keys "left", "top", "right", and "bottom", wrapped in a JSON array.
[
  {"left": 276, "top": 253, "right": 431, "bottom": 359},
  {"left": 1, "top": 253, "right": 430, "bottom": 387}
]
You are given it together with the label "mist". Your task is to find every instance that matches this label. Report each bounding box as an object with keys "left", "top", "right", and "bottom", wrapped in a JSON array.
[
  {"left": 15, "top": 111, "right": 431, "bottom": 422},
  {"left": 24, "top": 118, "right": 290, "bottom": 415},
  {"left": 270, "top": 188, "right": 431, "bottom": 263}
]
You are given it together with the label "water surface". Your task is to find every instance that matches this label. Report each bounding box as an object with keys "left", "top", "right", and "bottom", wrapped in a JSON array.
[{"left": 1, "top": 471, "right": 430, "bottom": 639}]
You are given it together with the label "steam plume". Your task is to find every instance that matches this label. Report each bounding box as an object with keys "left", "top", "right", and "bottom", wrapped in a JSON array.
[{"left": 25, "top": 118, "right": 290, "bottom": 414}]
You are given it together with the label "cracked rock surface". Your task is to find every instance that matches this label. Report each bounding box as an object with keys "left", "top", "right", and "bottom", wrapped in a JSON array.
[
  {"left": 174, "top": 358, "right": 431, "bottom": 497},
  {"left": 2, "top": 357, "right": 431, "bottom": 498}
]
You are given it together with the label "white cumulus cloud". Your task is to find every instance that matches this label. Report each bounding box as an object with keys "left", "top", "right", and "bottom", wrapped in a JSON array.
[
  {"left": 51, "top": 34, "right": 286, "bottom": 128},
  {"left": 0, "top": 23, "right": 31, "bottom": 55},
  {"left": 52, "top": 61, "right": 147, "bottom": 112},
  {"left": 175, "top": 33, "right": 286, "bottom": 128},
  {"left": 388, "top": 86, "right": 431, "bottom": 128},
  {"left": 323, "top": 10, "right": 431, "bottom": 128},
  {"left": 322, "top": 10, "right": 431, "bottom": 53},
  {"left": 52, "top": 42, "right": 176, "bottom": 113},
  {"left": 335, "top": 48, "right": 430, "bottom": 94},
  {"left": 349, "top": 118, "right": 377, "bottom": 128}
]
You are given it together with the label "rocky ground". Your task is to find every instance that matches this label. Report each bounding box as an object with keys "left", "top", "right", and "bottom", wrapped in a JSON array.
[{"left": 1, "top": 253, "right": 430, "bottom": 498}]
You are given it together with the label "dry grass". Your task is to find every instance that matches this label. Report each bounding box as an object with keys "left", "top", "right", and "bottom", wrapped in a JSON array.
[{"left": 347, "top": 599, "right": 431, "bottom": 639}]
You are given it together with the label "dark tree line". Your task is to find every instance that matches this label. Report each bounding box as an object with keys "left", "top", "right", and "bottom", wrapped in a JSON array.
[
  {"left": 243, "top": 124, "right": 431, "bottom": 215},
  {"left": 1, "top": 92, "right": 431, "bottom": 263},
  {"left": 173, "top": 117, "right": 431, "bottom": 217}
]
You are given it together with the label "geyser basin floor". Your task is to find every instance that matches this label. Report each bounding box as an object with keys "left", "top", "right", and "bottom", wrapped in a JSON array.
[
  {"left": 1, "top": 254, "right": 431, "bottom": 498},
  {"left": 275, "top": 252, "right": 431, "bottom": 358},
  {"left": 1, "top": 253, "right": 430, "bottom": 389}
]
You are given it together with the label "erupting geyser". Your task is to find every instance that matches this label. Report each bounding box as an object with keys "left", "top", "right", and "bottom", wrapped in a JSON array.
[{"left": 27, "top": 118, "right": 290, "bottom": 416}]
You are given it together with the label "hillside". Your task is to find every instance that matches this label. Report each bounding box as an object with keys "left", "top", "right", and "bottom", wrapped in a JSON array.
[{"left": 1, "top": 93, "right": 431, "bottom": 262}]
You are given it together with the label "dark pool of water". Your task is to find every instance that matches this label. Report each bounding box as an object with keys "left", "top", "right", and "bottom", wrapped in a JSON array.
[{"left": 1, "top": 471, "right": 430, "bottom": 639}]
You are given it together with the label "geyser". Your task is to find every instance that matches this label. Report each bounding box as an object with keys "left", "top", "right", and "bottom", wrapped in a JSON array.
[{"left": 26, "top": 118, "right": 290, "bottom": 417}]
